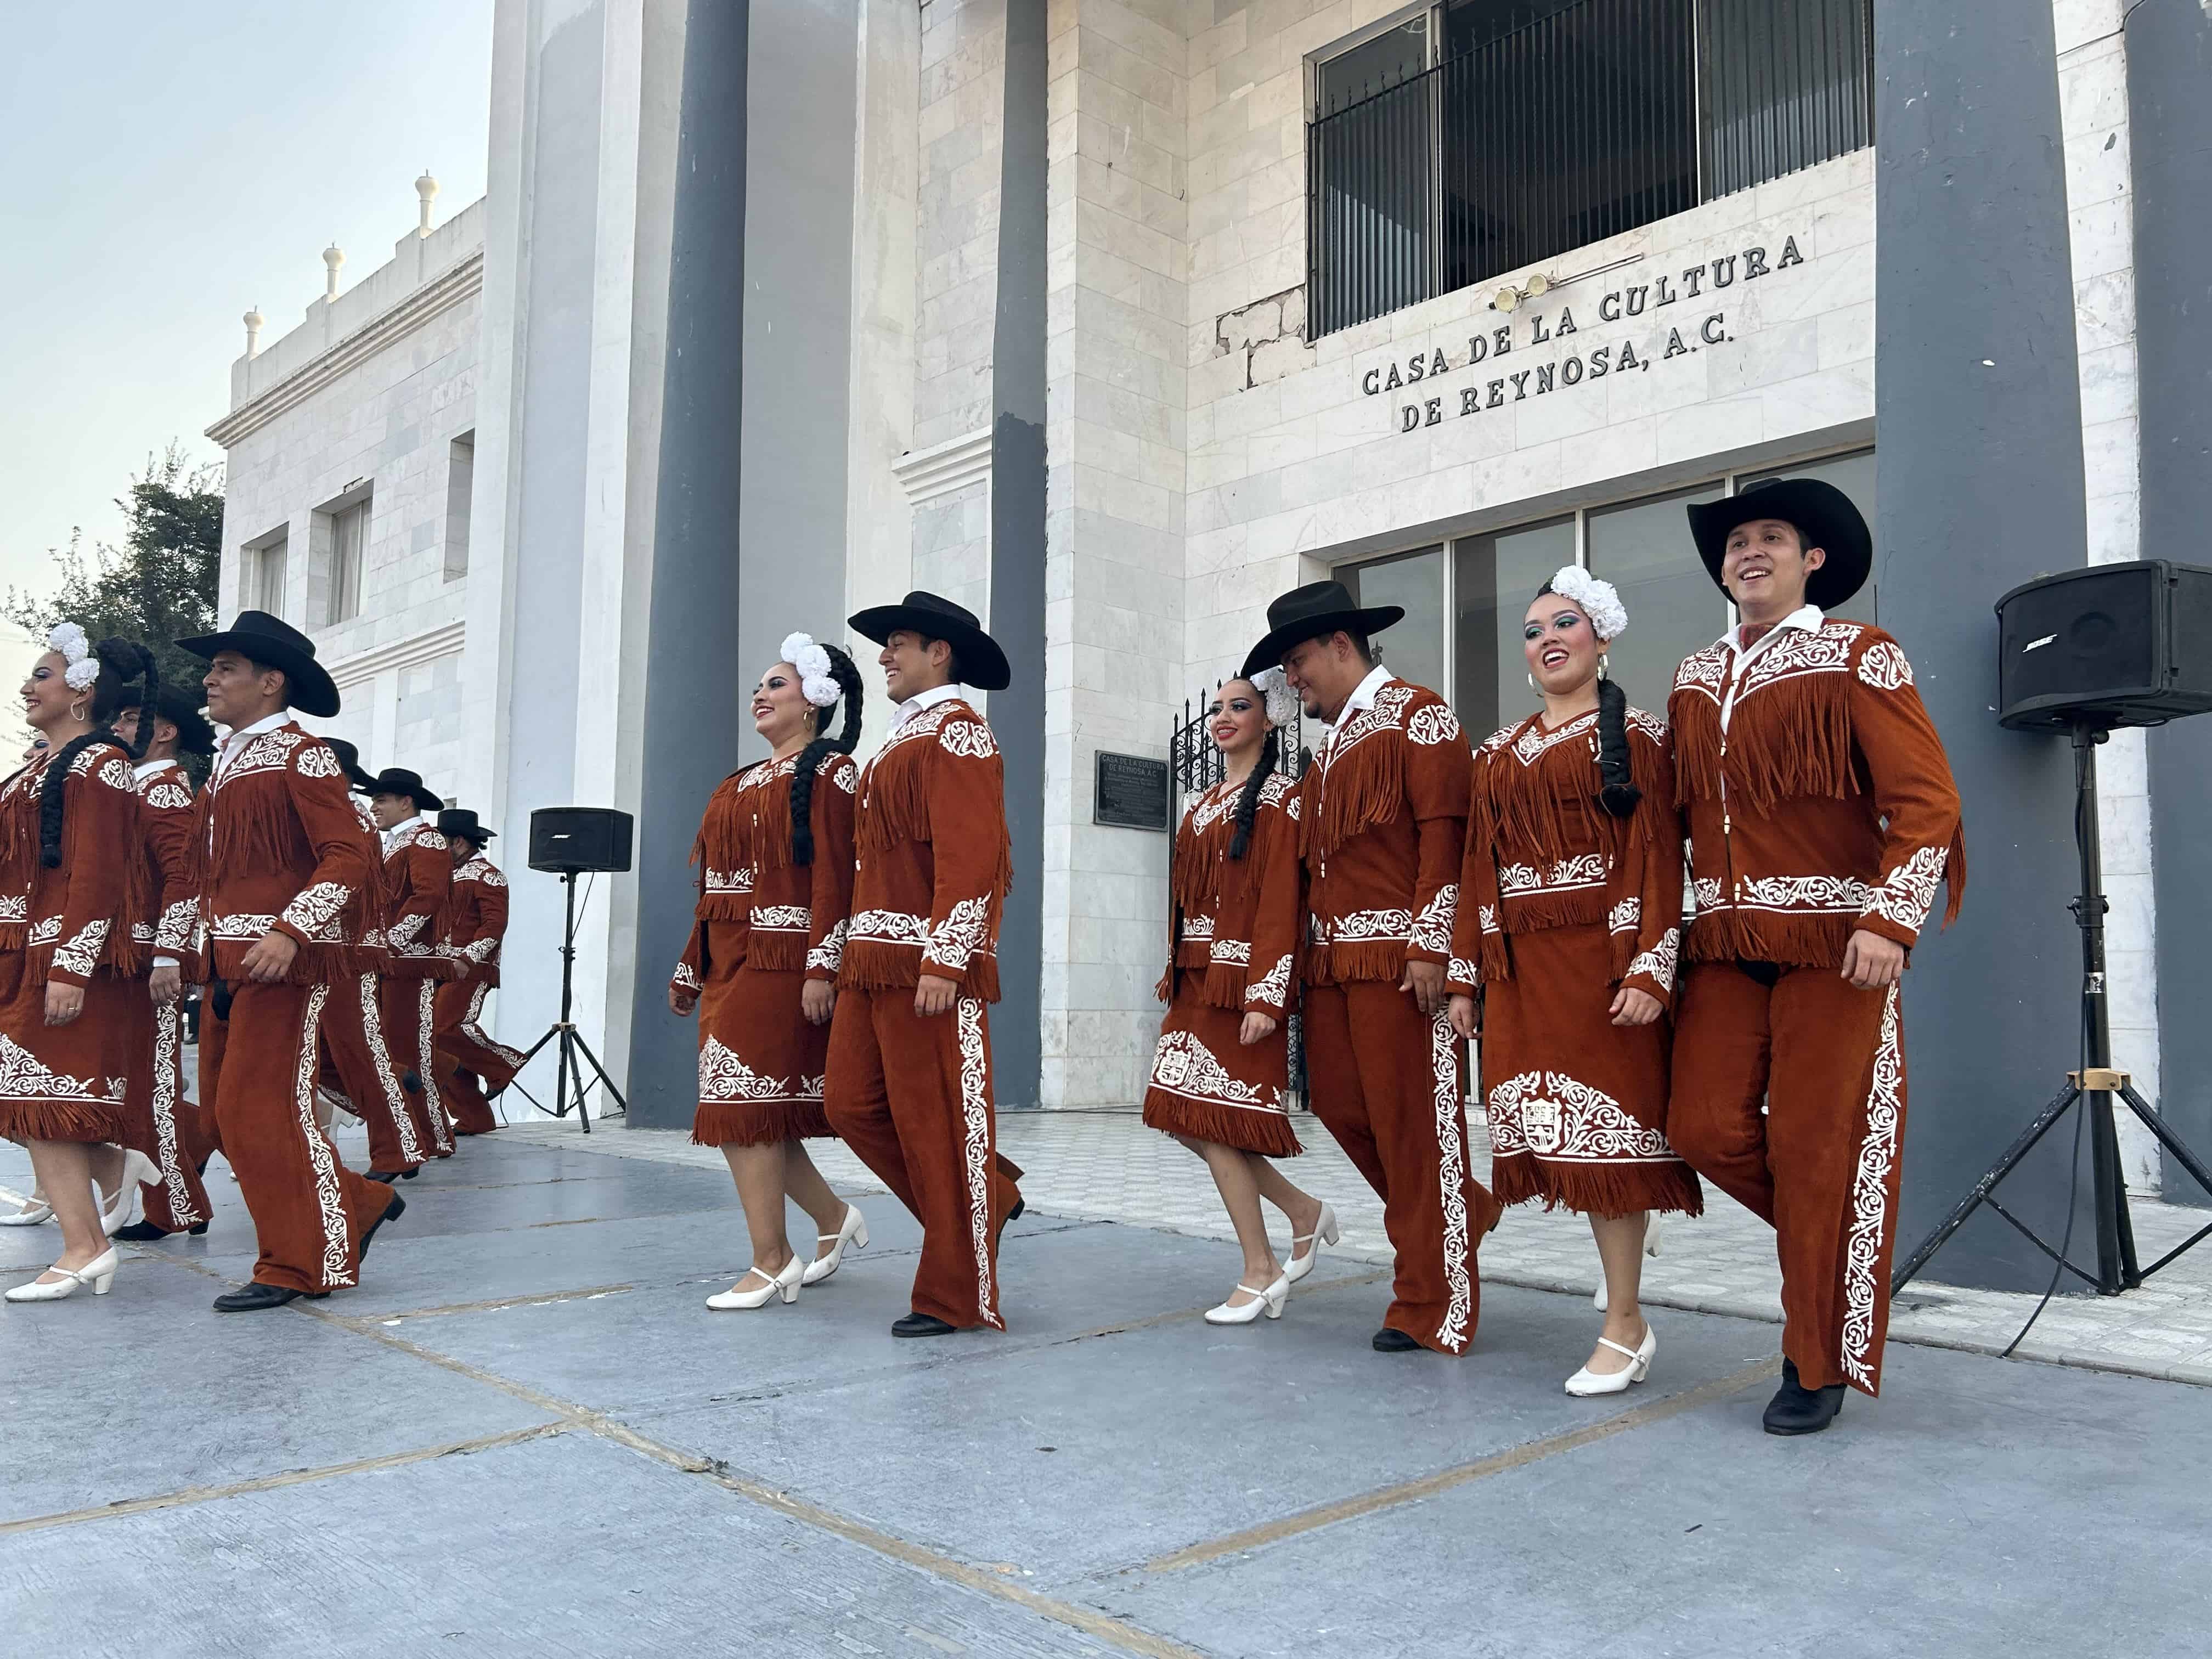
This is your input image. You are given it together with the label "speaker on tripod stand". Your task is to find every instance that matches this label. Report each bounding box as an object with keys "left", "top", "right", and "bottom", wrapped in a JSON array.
[
  {"left": 508, "top": 808, "right": 636, "bottom": 1135},
  {"left": 1894, "top": 560, "right": 2212, "bottom": 1296}
]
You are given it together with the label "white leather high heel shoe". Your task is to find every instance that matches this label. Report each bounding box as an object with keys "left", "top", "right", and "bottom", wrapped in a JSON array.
[
  {"left": 1283, "top": 1203, "right": 1340, "bottom": 1286},
  {"left": 1203, "top": 1271, "right": 1289, "bottom": 1325},
  {"left": 0, "top": 1193, "right": 54, "bottom": 1227},
  {"left": 1564, "top": 1324, "right": 1656, "bottom": 1396},
  {"left": 800, "top": 1205, "right": 869, "bottom": 1286},
  {"left": 5, "top": 1247, "right": 120, "bottom": 1302},
  {"left": 100, "top": 1151, "right": 164, "bottom": 1237},
  {"left": 706, "top": 1253, "right": 805, "bottom": 1311}
]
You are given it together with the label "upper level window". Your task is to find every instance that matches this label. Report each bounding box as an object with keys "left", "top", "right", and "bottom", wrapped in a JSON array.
[
  {"left": 323, "top": 494, "right": 370, "bottom": 626},
  {"left": 444, "top": 433, "right": 475, "bottom": 581},
  {"left": 244, "top": 526, "right": 288, "bottom": 618},
  {"left": 1308, "top": 0, "right": 1872, "bottom": 337}
]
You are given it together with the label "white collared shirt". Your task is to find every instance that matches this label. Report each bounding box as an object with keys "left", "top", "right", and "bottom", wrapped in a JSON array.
[
  {"left": 133, "top": 758, "right": 171, "bottom": 782},
  {"left": 891, "top": 680, "right": 967, "bottom": 729},
  {"left": 213, "top": 710, "right": 290, "bottom": 780},
  {"left": 1715, "top": 604, "right": 1824, "bottom": 732},
  {"left": 382, "top": 812, "right": 428, "bottom": 855},
  {"left": 1325, "top": 662, "right": 1393, "bottom": 746}
]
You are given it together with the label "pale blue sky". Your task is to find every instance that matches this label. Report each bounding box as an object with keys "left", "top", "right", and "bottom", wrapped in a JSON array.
[{"left": 0, "top": 0, "right": 494, "bottom": 606}]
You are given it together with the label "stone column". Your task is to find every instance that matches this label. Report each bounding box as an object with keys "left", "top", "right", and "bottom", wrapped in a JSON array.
[{"left": 1874, "top": 1, "right": 2097, "bottom": 1288}]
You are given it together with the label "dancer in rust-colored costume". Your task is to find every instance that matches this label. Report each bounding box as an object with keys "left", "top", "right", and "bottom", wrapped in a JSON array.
[
  {"left": 183, "top": 611, "right": 403, "bottom": 1311},
  {"left": 0, "top": 631, "right": 161, "bottom": 1303},
  {"left": 827, "top": 591, "right": 1024, "bottom": 1339},
  {"left": 368, "top": 768, "right": 466, "bottom": 1147},
  {"left": 436, "top": 809, "right": 526, "bottom": 1137},
  {"left": 1245, "top": 581, "right": 1499, "bottom": 1356},
  {"left": 670, "top": 635, "right": 867, "bottom": 1311},
  {"left": 1448, "top": 568, "right": 1701, "bottom": 1397},
  {"left": 1143, "top": 673, "right": 1335, "bottom": 1327},
  {"left": 1666, "top": 478, "right": 1963, "bottom": 1434}
]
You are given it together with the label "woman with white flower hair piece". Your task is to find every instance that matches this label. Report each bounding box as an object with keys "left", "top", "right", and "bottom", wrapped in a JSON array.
[
  {"left": 1142, "top": 672, "right": 1337, "bottom": 1326},
  {"left": 0, "top": 629, "right": 166, "bottom": 1301},
  {"left": 1445, "top": 568, "right": 1702, "bottom": 1392},
  {"left": 669, "top": 633, "right": 870, "bottom": 1311}
]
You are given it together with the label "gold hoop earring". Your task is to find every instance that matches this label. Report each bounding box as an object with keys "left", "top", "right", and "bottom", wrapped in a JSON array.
[
  {"left": 1526, "top": 673, "right": 1536, "bottom": 691},
  {"left": 67, "top": 699, "right": 88, "bottom": 723}
]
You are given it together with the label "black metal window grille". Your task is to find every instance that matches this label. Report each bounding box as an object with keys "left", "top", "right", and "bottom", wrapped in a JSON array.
[{"left": 1308, "top": 0, "right": 1872, "bottom": 338}]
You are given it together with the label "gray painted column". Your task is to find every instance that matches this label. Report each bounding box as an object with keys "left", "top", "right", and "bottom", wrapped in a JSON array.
[
  {"left": 988, "top": 0, "right": 1049, "bottom": 1111},
  {"left": 627, "top": 0, "right": 749, "bottom": 1128},
  {"left": 1874, "top": 2, "right": 2097, "bottom": 1289},
  {"left": 2131, "top": 1, "right": 2212, "bottom": 1205}
]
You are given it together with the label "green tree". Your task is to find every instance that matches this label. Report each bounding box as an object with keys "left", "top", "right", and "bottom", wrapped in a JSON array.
[{"left": 5, "top": 444, "right": 224, "bottom": 695}]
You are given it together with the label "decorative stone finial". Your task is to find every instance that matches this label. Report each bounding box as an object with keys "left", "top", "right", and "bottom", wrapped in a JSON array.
[
  {"left": 244, "top": 306, "right": 266, "bottom": 358},
  {"left": 415, "top": 170, "right": 438, "bottom": 237},
  {"left": 323, "top": 242, "right": 345, "bottom": 302}
]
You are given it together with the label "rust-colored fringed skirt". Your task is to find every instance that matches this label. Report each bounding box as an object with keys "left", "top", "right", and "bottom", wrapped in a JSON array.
[
  {"left": 1142, "top": 972, "right": 1302, "bottom": 1159},
  {"left": 1477, "top": 923, "right": 1701, "bottom": 1218},
  {"left": 0, "top": 952, "right": 134, "bottom": 1144},
  {"left": 691, "top": 960, "right": 834, "bottom": 1148}
]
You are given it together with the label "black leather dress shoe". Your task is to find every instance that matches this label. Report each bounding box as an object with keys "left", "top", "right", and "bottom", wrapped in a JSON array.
[
  {"left": 401, "top": 1167, "right": 419, "bottom": 1179},
  {"left": 1372, "top": 1327, "right": 1422, "bottom": 1352},
  {"left": 116, "top": 1219, "right": 212, "bottom": 1243},
  {"left": 214, "top": 1281, "right": 303, "bottom": 1312},
  {"left": 365, "top": 1170, "right": 401, "bottom": 1184},
  {"left": 892, "top": 1312, "right": 958, "bottom": 1339},
  {"left": 997, "top": 1198, "right": 1024, "bottom": 1248},
  {"left": 358, "top": 1193, "right": 406, "bottom": 1263},
  {"left": 1763, "top": 1359, "right": 1846, "bottom": 1435}
]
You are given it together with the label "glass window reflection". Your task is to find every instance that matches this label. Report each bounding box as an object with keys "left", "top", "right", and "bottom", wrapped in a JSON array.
[
  {"left": 1585, "top": 481, "right": 1728, "bottom": 719},
  {"left": 1344, "top": 546, "right": 1447, "bottom": 700},
  {"left": 1453, "top": 517, "right": 1576, "bottom": 741}
]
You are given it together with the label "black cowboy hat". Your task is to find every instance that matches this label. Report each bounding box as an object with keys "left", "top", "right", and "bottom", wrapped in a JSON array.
[
  {"left": 437, "top": 808, "right": 495, "bottom": 845},
  {"left": 847, "top": 590, "right": 1012, "bottom": 693},
  {"left": 324, "top": 737, "right": 381, "bottom": 794},
  {"left": 364, "top": 767, "right": 444, "bottom": 814},
  {"left": 1240, "top": 579, "right": 1404, "bottom": 680},
  {"left": 107, "top": 685, "right": 217, "bottom": 756},
  {"left": 1686, "top": 477, "right": 1872, "bottom": 611},
  {"left": 177, "top": 610, "right": 342, "bottom": 719}
]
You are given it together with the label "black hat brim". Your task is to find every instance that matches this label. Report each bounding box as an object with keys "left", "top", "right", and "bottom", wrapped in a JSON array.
[
  {"left": 1239, "top": 605, "right": 1404, "bottom": 681},
  {"left": 177, "top": 629, "right": 341, "bottom": 719},
  {"left": 847, "top": 605, "right": 1013, "bottom": 693},
  {"left": 1686, "top": 479, "right": 1872, "bottom": 612}
]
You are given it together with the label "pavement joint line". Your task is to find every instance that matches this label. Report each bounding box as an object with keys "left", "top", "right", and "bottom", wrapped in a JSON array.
[
  {"left": 368, "top": 1283, "right": 638, "bottom": 1322},
  {"left": 1133, "top": 1354, "right": 1782, "bottom": 1576}
]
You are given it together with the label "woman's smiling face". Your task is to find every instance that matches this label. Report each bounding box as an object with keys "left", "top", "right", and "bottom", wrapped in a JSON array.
[{"left": 1522, "top": 594, "right": 1600, "bottom": 699}]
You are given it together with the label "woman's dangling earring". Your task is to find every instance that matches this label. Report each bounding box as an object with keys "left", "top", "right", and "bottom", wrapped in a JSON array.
[
  {"left": 67, "top": 698, "right": 88, "bottom": 723},
  {"left": 1598, "top": 656, "right": 1610, "bottom": 681},
  {"left": 1526, "top": 673, "right": 1537, "bottom": 691}
]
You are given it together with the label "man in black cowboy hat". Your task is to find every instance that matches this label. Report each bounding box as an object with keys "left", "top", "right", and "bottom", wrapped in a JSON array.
[
  {"left": 182, "top": 611, "right": 402, "bottom": 1309},
  {"left": 1666, "top": 478, "right": 1965, "bottom": 1433},
  {"left": 433, "top": 808, "right": 523, "bottom": 1135},
  {"left": 825, "top": 591, "right": 1026, "bottom": 1336},
  {"left": 365, "top": 766, "right": 470, "bottom": 1146},
  {"left": 1244, "top": 581, "right": 1498, "bottom": 1355}
]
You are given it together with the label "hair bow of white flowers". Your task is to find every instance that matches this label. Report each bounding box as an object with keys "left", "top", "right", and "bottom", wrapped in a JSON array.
[
  {"left": 780, "top": 633, "right": 843, "bottom": 708},
  {"left": 1248, "top": 667, "right": 1301, "bottom": 729},
  {"left": 47, "top": 623, "right": 100, "bottom": 691},
  {"left": 1545, "top": 566, "right": 1629, "bottom": 642}
]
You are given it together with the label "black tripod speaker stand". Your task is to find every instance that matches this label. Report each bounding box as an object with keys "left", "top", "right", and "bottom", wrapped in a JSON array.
[
  {"left": 510, "top": 807, "right": 638, "bottom": 1135},
  {"left": 508, "top": 871, "right": 628, "bottom": 1134},
  {"left": 1892, "top": 721, "right": 2212, "bottom": 1296}
]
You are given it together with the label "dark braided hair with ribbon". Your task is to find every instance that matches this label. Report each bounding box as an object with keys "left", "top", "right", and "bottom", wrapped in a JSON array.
[
  {"left": 43, "top": 637, "right": 157, "bottom": 867},
  {"left": 787, "top": 642, "right": 864, "bottom": 866},
  {"left": 1227, "top": 721, "right": 1280, "bottom": 861},
  {"left": 1533, "top": 579, "right": 1640, "bottom": 821}
]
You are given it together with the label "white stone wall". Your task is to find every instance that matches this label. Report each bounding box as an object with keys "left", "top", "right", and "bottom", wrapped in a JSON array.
[{"left": 916, "top": 0, "right": 1011, "bottom": 455}]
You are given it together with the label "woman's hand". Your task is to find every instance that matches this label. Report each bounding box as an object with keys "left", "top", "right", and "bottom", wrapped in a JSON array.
[
  {"left": 1447, "top": 992, "right": 1480, "bottom": 1042},
  {"left": 801, "top": 978, "right": 837, "bottom": 1026},
  {"left": 1239, "top": 1011, "right": 1277, "bottom": 1046},
  {"left": 43, "top": 981, "right": 84, "bottom": 1026},
  {"left": 1609, "top": 986, "right": 1663, "bottom": 1027},
  {"left": 668, "top": 984, "right": 698, "bottom": 1018}
]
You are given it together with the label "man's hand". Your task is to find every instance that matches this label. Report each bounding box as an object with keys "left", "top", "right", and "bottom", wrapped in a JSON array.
[
  {"left": 43, "top": 981, "right": 84, "bottom": 1026},
  {"left": 149, "top": 963, "right": 183, "bottom": 1007},
  {"left": 668, "top": 984, "right": 698, "bottom": 1018},
  {"left": 801, "top": 978, "right": 837, "bottom": 1026},
  {"left": 1447, "top": 991, "right": 1480, "bottom": 1042},
  {"left": 240, "top": 930, "right": 300, "bottom": 985},
  {"left": 1840, "top": 929, "right": 1905, "bottom": 990},
  {"left": 915, "top": 973, "right": 959, "bottom": 1018},
  {"left": 1609, "top": 986, "right": 1664, "bottom": 1027},
  {"left": 1239, "top": 1011, "right": 1277, "bottom": 1047},
  {"left": 1400, "top": 959, "right": 1446, "bottom": 1017}
]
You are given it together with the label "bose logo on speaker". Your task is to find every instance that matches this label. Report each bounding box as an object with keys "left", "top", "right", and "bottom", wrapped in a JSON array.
[{"left": 2024, "top": 634, "right": 2057, "bottom": 654}]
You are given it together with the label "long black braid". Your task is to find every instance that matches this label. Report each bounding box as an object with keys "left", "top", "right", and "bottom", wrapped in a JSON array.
[
  {"left": 43, "top": 637, "right": 157, "bottom": 867},
  {"left": 1227, "top": 725, "right": 1280, "bottom": 861},
  {"left": 787, "top": 642, "right": 864, "bottom": 866},
  {"left": 1534, "top": 581, "right": 1639, "bottom": 820}
]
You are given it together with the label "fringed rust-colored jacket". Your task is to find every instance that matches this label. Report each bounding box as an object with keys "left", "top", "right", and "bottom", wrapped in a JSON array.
[
  {"left": 133, "top": 760, "right": 205, "bottom": 980},
  {"left": 382, "top": 818, "right": 459, "bottom": 981},
  {"left": 1447, "top": 706, "right": 1683, "bottom": 1008},
  {"left": 0, "top": 743, "right": 147, "bottom": 988},
  {"left": 1300, "top": 673, "right": 1471, "bottom": 986},
  {"left": 1668, "top": 611, "right": 1965, "bottom": 968},
  {"left": 840, "top": 695, "right": 1011, "bottom": 1002},
  {"left": 673, "top": 751, "right": 857, "bottom": 992},
  {"left": 197, "top": 720, "right": 381, "bottom": 986},
  {"left": 1163, "top": 771, "right": 1303, "bottom": 1020},
  {"left": 447, "top": 853, "right": 510, "bottom": 986}
]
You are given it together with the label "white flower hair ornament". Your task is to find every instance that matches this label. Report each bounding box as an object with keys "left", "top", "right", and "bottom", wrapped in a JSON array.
[
  {"left": 778, "top": 633, "right": 843, "bottom": 709},
  {"left": 1249, "top": 667, "right": 1301, "bottom": 730},
  {"left": 1544, "top": 566, "right": 1629, "bottom": 642},
  {"left": 47, "top": 623, "right": 100, "bottom": 691}
]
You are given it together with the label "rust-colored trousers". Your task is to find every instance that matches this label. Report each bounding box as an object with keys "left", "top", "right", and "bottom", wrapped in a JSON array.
[
  {"left": 321, "top": 972, "right": 435, "bottom": 1171},
  {"left": 825, "top": 987, "right": 1021, "bottom": 1330},
  {"left": 1304, "top": 980, "right": 1498, "bottom": 1355},
  {"left": 434, "top": 976, "right": 521, "bottom": 1136},
  {"left": 121, "top": 994, "right": 215, "bottom": 1231},
  {"left": 201, "top": 981, "right": 394, "bottom": 1294},
  {"left": 382, "top": 975, "right": 459, "bottom": 1149},
  {"left": 1668, "top": 963, "right": 1906, "bottom": 1396}
]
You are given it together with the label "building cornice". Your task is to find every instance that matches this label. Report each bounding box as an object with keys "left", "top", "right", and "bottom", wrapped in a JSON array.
[
  {"left": 325, "top": 619, "right": 467, "bottom": 691},
  {"left": 892, "top": 426, "right": 993, "bottom": 504},
  {"left": 205, "top": 252, "right": 486, "bottom": 450}
]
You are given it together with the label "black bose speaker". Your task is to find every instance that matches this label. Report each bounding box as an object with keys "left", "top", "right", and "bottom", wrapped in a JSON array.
[
  {"left": 528, "top": 807, "right": 635, "bottom": 874},
  {"left": 1996, "top": 560, "right": 2212, "bottom": 731}
]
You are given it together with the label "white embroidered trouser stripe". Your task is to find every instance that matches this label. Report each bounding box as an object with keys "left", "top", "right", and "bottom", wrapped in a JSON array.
[
  {"left": 416, "top": 979, "right": 448, "bottom": 1149},
  {"left": 1429, "top": 1006, "right": 1475, "bottom": 1353},
  {"left": 460, "top": 982, "right": 528, "bottom": 1069},
  {"left": 290, "top": 984, "right": 355, "bottom": 1288},
  {"left": 956, "top": 997, "right": 1002, "bottom": 1330},
  {"left": 1839, "top": 987, "right": 1904, "bottom": 1390},
  {"left": 357, "top": 974, "right": 422, "bottom": 1166},
  {"left": 146, "top": 1002, "right": 207, "bottom": 1228}
]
